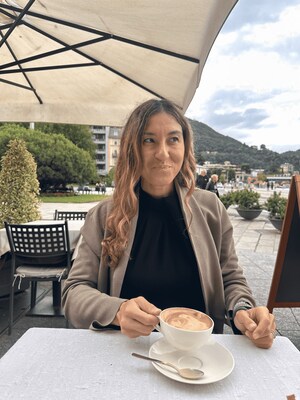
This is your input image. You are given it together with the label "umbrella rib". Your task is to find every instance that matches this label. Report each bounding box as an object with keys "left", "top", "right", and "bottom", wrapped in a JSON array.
[
  {"left": 0, "top": 22, "right": 12, "bottom": 30},
  {"left": 0, "top": 0, "right": 36, "bottom": 49},
  {"left": 0, "top": 77, "right": 35, "bottom": 91},
  {"left": 0, "top": 63, "right": 95, "bottom": 74},
  {"left": 0, "top": 62, "right": 166, "bottom": 100},
  {"left": 0, "top": 36, "right": 109, "bottom": 71},
  {"left": 0, "top": 30, "right": 42, "bottom": 104},
  {"left": 0, "top": 7, "right": 110, "bottom": 71},
  {"left": 0, "top": 3, "right": 199, "bottom": 63},
  {"left": 0, "top": 2, "right": 197, "bottom": 102},
  {"left": 0, "top": 17, "right": 169, "bottom": 99}
]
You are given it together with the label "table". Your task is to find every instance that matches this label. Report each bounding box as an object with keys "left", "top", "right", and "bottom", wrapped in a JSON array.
[
  {"left": 0, "top": 328, "right": 299, "bottom": 399},
  {"left": 0, "top": 220, "right": 84, "bottom": 314}
]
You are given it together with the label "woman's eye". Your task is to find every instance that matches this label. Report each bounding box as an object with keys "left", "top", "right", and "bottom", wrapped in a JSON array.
[
  {"left": 143, "top": 137, "right": 154, "bottom": 143},
  {"left": 169, "top": 136, "right": 180, "bottom": 143}
]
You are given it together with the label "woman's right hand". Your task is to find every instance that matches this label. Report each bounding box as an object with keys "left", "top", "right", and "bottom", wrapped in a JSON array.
[{"left": 114, "top": 296, "right": 161, "bottom": 338}]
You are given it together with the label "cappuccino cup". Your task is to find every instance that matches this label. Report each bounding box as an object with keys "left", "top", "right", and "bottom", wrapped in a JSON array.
[{"left": 156, "top": 307, "right": 214, "bottom": 351}]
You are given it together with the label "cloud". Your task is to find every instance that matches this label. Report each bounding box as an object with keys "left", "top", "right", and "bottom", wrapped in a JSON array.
[
  {"left": 186, "top": 0, "right": 300, "bottom": 153},
  {"left": 193, "top": 89, "right": 271, "bottom": 131},
  {"left": 222, "top": 0, "right": 300, "bottom": 31}
]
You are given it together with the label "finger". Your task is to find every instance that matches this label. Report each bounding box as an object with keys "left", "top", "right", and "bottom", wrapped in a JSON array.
[
  {"left": 244, "top": 313, "right": 276, "bottom": 348},
  {"left": 245, "top": 322, "right": 276, "bottom": 340},
  {"left": 117, "top": 298, "right": 160, "bottom": 334},
  {"left": 249, "top": 310, "right": 276, "bottom": 340},
  {"left": 250, "top": 331, "right": 275, "bottom": 349},
  {"left": 126, "top": 297, "right": 161, "bottom": 325},
  {"left": 234, "top": 310, "right": 257, "bottom": 333},
  {"left": 235, "top": 306, "right": 275, "bottom": 335},
  {"left": 252, "top": 321, "right": 276, "bottom": 341},
  {"left": 120, "top": 318, "right": 155, "bottom": 338},
  {"left": 134, "top": 296, "right": 161, "bottom": 315}
]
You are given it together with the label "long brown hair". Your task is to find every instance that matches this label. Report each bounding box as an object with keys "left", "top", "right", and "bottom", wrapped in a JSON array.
[{"left": 102, "top": 99, "right": 196, "bottom": 267}]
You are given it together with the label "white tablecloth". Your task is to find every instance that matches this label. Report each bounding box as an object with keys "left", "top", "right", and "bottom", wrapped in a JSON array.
[
  {"left": 0, "top": 328, "right": 299, "bottom": 400},
  {"left": 0, "top": 220, "right": 84, "bottom": 257}
]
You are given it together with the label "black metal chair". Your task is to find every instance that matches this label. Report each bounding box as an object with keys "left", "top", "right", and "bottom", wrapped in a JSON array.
[
  {"left": 54, "top": 210, "right": 87, "bottom": 220},
  {"left": 4, "top": 221, "right": 72, "bottom": 335}
]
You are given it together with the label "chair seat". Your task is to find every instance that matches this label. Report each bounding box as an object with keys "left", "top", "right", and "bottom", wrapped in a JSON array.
[
  {"left": 15, "top": 266, "right": 68, "bottom": 279},
  {"left": 5, "top": 220, "right": 71, "bottom": 334}
]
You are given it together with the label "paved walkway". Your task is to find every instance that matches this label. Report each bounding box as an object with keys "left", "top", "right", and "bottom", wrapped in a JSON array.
[{"left": 0, "top": 193, "right": 299, "bottom": 357}]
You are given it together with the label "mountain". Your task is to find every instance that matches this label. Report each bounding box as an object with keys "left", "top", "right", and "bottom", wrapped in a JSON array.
[{"left": 189, "top": 119, "right": 300, "bottom": 172}]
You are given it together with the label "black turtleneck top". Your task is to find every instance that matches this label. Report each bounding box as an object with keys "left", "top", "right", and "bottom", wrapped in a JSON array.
[{"left": 120, "top": 188, "right": 205, "bottom": 311}]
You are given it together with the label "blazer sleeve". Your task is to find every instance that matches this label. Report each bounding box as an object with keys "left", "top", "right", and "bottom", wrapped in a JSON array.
[
  {"left": 62, "top": 201, "right": 125, "bottom": 329},
  {"left": 185, "top": 188, "right": 256, "bottom": 332}
]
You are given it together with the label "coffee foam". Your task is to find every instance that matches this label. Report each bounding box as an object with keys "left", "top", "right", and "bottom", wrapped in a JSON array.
[{"left": 162, "top": 308, "right": 211, "bottom": 331}]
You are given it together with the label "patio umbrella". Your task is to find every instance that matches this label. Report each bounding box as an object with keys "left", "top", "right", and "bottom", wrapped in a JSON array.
[{"left": 0, "top": 0, "right": 237, "bottom": 126}]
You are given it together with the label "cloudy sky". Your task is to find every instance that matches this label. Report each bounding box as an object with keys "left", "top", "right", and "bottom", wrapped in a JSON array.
[{"left": 186, "top": 0, "right": 300, "bottom": 153}]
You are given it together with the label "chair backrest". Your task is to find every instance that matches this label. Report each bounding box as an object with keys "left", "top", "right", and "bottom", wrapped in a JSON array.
[
  {"left": 54, "top": 210, "right": 87, "bottom": 220},
  {"left": 4, "top": 221, "right": 71, "bottom": 267}
]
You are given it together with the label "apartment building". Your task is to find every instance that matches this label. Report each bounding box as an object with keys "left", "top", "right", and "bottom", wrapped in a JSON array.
[{"left": 90, "top": 125, "right": 122, "bottom": 176}]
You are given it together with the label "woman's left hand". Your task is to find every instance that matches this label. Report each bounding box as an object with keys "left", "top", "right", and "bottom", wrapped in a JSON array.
[{"left": 233, "top": 306, "right": 276, "bottom": 348}]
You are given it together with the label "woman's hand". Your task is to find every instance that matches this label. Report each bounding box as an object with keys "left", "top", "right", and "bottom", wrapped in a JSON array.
[
  {"left": 233, "top": 306, "right": 276, "bottom": 348},
  {"left": 115, "top": 296, "right": 161, "bottom": 338}
]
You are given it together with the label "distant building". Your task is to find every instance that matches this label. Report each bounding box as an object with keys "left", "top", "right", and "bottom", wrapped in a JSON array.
[
  {"left": 90, "top": 125, "right": 122, "bottom": 176},
  {"left": 280, "top": 163, "right": 294, "bottom": 174},
  {"left": 107, "top": 127, "right": 122, "bottom": 171},
  {"left": 197, "top": 161, "right": 245, "bottom": 183},
  {"left": 198, "top": 161, "right": 239, "bottom": 174}
]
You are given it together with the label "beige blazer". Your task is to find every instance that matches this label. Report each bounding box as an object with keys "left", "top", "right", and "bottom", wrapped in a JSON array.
[{"left": 62, "top": 184, "right": 255, "bottom": 333}]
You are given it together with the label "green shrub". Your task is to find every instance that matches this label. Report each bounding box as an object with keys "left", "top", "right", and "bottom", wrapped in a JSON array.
[
  {"left": 219, "top": 191, "right": 235, "bottom": 209},
  {"left": 234, "top": 189, "right": 261, "bottom": 210},
  {"left": 0, "top": 139, "right": 41, "bottom": 228},
  {"left": 264, "top": 192, "right": 287, "bottom": 219}
]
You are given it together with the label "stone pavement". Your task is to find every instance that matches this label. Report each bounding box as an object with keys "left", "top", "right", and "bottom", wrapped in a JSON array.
[{"left": 0, "top": 195, "right": 299, "bottom": 357}]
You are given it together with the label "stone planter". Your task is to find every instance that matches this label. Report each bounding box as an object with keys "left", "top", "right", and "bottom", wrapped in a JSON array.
[
  {"left": 236, "top": 208, "right": 262, "bottom": 220},
  {"left": 269, "top": 218, "right": 283, "bottom": 231}
]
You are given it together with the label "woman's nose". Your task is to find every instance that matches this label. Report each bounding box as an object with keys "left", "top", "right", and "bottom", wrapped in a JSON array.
[{"left": 155, "top": 143, "right": 168, "bottom": 160}]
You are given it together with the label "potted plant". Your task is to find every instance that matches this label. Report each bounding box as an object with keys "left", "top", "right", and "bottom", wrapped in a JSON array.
[
  {"left": 264, "top": 191, "right": 288, "bottom": 231},
  {"left": 219, "top": 191, "right": 235, "bottom": 209},
  {"left": 234, "top": 189, "right": 262, "bottom": 220}
]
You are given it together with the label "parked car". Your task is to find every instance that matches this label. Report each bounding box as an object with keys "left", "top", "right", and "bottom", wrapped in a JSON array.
[
  {"left": 77, "top": 185, "right": 92, "bottom": 192},
  {"left": 44, "top": 186, "right": 74, "bottom": 194}
]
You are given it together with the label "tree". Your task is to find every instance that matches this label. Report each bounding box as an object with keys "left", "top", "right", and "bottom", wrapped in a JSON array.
[
  {"left": 105, "top": 167, "right": 115, "bottom": 186},
  {"left": 257, "top": 172, "right": 267, "bottom": 182},
  {"left": 241, "top": 164, "right": 251, "bottom": 174},
  {"left": 0, "top": 124, "right": 98, "bottom": 191},
  {"left": 227, "top": 168, "right": 236, "bottom": 182},
  {"left": 268, "top": 163, "right": 281, "bottom": 174},
  {"left": 35, "top": 123, "right": 96, "bottom": 157},
  {"left": 0, "top": 139, "right": 41, "bottom": 228}
]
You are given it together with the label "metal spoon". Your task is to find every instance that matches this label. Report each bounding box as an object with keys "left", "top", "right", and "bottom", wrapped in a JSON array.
[{"left": 132, "top": 352, "right": 204, "bottom": 380}]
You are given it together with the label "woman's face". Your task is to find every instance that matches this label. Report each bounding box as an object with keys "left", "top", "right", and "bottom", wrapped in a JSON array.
[{"left": 140, "top": 112, "right": 185, "bottom": 198}]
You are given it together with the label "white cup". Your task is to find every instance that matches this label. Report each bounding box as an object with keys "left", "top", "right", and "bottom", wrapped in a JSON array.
[{"left": 156, "top": 307, "right": 214, "bottom": 351}]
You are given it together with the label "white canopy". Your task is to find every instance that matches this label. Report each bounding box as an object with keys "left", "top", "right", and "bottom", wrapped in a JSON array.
[{"left": 0, "top": 0, "right": 237, "bottom": 126}]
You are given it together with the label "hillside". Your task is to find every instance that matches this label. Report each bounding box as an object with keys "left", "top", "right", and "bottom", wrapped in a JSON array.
[{"left": 189, "top": 119, "right": 300, "bottom": 172}]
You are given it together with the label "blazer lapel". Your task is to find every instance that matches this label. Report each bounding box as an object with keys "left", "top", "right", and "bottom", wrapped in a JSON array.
[{"left": 110, "top": 212, "right": 138, "bottom": 297}]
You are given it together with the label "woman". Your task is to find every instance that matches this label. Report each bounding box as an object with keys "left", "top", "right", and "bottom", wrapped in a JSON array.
[
  {"left": 62, "top": 99, "right": 275, "bottom": 349},
  {"left": 206, "top": 174, "right": 220, "bottom": 197}
]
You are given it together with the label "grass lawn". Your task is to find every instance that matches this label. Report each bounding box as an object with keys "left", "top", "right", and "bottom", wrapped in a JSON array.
[{"left": 39, "top": 194, "right": 108, "bottom": 203}]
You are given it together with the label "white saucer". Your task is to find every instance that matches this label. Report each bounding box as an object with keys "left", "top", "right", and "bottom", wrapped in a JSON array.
[{"left": 149, "top": 337, "right": 234, "bottom": 384}]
